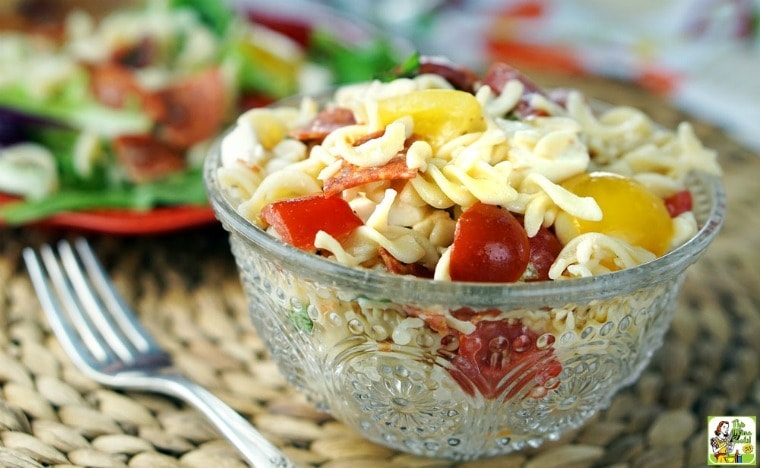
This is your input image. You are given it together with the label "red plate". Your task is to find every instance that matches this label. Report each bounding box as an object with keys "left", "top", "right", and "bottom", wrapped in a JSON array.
[{"left": 0, "top": 193, "right": 217, "bottom": 235}]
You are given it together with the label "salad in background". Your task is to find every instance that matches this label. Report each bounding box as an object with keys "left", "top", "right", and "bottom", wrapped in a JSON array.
[{"left": 0, "top": 0, "right": 406, "bottom": 231}]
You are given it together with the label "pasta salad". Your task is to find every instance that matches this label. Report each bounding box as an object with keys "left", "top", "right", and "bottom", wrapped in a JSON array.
[{"left": 218, "top": 57, "right": 722, "bottom": 282}]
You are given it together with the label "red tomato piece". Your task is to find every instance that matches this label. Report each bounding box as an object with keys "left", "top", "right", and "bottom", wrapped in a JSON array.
[
  {"left": 525, "top": 225, "right": 563, "bottom": 282},
  {"left": 447, "top": 317, "right": 562, "bottom": 399},
  {"left": 664, "top": 189, "right": 693, "bottom": 217},
  {"left": 246, "top": 12, "right": 311, "bottom": 47},
  {"left": 261, "top": 195, "right": 363, "bottom": 251},
  {"left": 238, "top": 92, "right": 275, "bottom": 112},
  {"left": 449, "top": 203, "right": 530, "bottom": 283}
]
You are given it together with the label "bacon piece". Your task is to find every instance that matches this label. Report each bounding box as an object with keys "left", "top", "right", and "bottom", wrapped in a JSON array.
[
  {"left": 482, "top": 62, "right": 549, "bottom": 118},
  {"left": 418, "top": 56, "right": 480, "bottom": 92},
  {"left": 378, "top": 248, "right": 433, "bottom": 278},
  {"left": 112, "top": 36, "right": 159, "bottom": 68},
  {"left": 352, "top": 130, "right": 385, "bottom": 146},
  {"left": 403, "top": 306, "right": 450, "bottom": 335},
  {"left": 113, "top": 134, "right": 186, "bottom": 183},
  {"left": 145, "top": 68, "right": 226, "bottom": 148},
  {"left": 93, "top": 66, "right": 226, "bottom": 148},
  {"left": 89, "top": 63, "right": 153, "bottom": 109},
  {"left": 289, "top": 107, "right": 356, "bottom": 142},
  {"left": 323, "top": 155, "right": 417, "bottom": 197},
  {"left": 0, "top": 16, "right": 65, "bottom": 42},
  {"left": 450, "top": 307, "right": 478, "bottom": 322},
  {"left": 323, "top": 132, "right": 421, "bottom": 196},
  {"left": 483, "top": 62, "right": 543, "bottom": 95}
]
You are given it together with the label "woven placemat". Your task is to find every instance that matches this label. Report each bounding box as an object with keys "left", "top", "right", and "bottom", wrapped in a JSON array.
[{"left": 0, "top": 72, "right": 758, "bottom": 468}]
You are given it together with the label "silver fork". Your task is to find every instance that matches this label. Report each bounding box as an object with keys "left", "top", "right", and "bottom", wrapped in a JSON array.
[{"left": 23, "top": 238, "right": 294, "bottom": 468}]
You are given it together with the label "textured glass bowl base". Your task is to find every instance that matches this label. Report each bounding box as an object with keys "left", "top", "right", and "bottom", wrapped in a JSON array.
[{"left": 229, "top": 232, "right": 682, "bottom": 459}]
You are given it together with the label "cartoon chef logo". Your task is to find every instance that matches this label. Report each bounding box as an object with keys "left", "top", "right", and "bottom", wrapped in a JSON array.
[{"left": 708, "top": 416, "right": 757, "bottom": 466}]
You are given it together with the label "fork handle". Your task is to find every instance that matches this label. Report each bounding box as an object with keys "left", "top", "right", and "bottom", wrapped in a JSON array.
[{"left": 151, "top": 373, "right": 294, "bottom": 468}]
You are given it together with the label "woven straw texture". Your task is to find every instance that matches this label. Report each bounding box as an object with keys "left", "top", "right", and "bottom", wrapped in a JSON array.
[{"left": 0, "top": 72, "right": 758, "bottom": 468}]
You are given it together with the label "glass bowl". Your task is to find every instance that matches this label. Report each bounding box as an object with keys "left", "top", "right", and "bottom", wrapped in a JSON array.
[{"left": 203, "top": 112, "right": 725, "bottom": 461}]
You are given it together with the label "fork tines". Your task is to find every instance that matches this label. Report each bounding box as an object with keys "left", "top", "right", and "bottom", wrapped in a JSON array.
[{"left": 23, "top": 238, "right": 169, "bottom": 372}]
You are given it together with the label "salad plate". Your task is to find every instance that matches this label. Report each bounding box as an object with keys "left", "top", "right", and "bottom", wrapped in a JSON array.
[
  {"left": 0, "top": 193, "right": 215, "bottom": 234},
  {"left": 0, "top": 0, "right": 410, "bottom": 234}
]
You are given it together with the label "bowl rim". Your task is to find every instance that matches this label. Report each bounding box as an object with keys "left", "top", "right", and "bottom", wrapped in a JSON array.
[{"left": 203, "top": 103, "right": 727, "bottom": 307}]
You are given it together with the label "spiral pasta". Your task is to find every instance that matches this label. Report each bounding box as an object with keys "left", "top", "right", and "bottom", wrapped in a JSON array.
[{"left": 218, "top": 61, "right": 721, "bottom": 282}]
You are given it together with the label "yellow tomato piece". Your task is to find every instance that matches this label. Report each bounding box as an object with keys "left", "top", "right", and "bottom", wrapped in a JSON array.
[
  {"left": 237, "top": 30, "right": 302, "bottom": 98},
  {"left": 555, "top": 172, "right": 674, "bottom": 256},
  {"left": 376, "top": 89, "right": 486, "bottom": 150},
  {"left": 245, "top": 110, "right": 288, "bottom": 150}
]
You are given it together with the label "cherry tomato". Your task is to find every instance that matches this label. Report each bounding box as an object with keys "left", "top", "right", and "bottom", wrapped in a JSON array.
[
  {"left": 555, "top": 172, "right": 674, "bottom": 257},
  {"left": 449, "top": 202, "right": 530, "bottom": 283},
  {"left": 447, "top": 316, "right": 562, "bottom": 399},
  {"left": 261, "top": 194, "right": 363, "bottom": 251},
  {"left": 664, "top": 189, "right": 693, "bottom": 218},
  {"left": 525, "top": 224, "right": 563, "bottom": 281}
]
